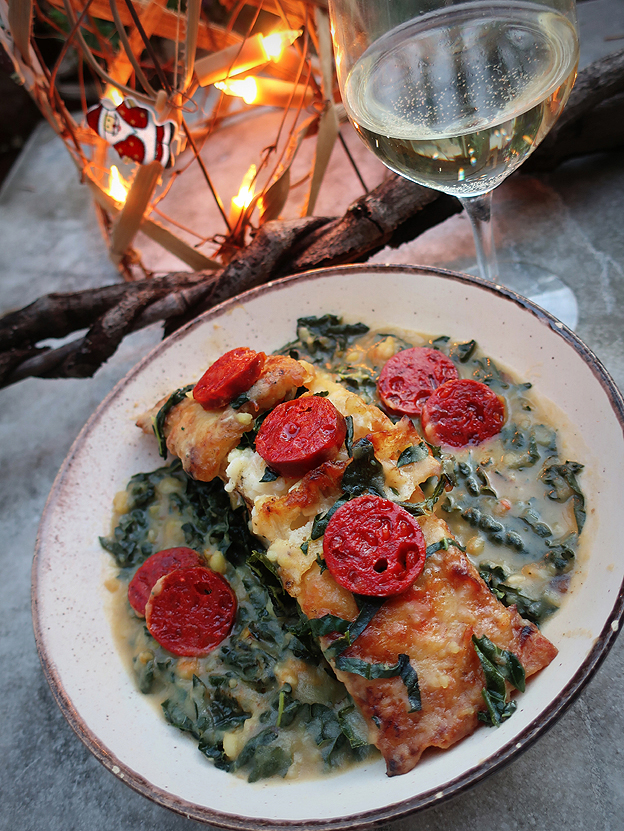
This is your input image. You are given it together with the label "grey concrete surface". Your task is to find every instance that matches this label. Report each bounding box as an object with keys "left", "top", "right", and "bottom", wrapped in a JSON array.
[{"left": 2, "top": 2, "right": 624, "bottom": 829}]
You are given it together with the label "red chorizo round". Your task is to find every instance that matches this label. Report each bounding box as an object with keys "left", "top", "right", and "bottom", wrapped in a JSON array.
[
  {"left": 322, "top": 494, "right": 427, "bottom": 597},
  {"left": 145, "top": 566, "right": 237, "bottom": 657},
  {"left": 127, "top": 547, "right": 203, "bottom": 617},
  {"left": 256, "top": 395, "right": 347, "bottom": 478},
  {"left": 421, "top": 378, "right": 505, "bottom": 447},
  {"left": 193, "top": 347, "right": 265, "bottom": 409},
  {"left": 377, "top": 347, "right": 458, "bottom": 416}
]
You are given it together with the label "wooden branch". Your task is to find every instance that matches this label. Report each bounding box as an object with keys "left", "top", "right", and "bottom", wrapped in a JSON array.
[
  {"left": 162, "top": 216, "right": 332, "bottom": 334},
  {"left": 287, "top": 177, "right": 461, "bottom": 273},
  {"left": 208, "top": 216, "right": 331, "bottom": 307},
  {"left": 0, "top": 271, "right": 211, "bottom": 351},
  {"left": 0, "top": 272, "right": 218, "bottom": 384},
  {"left": 60, "top": 284, "right": 172, "bottom": 378},
  {"left": 1, "top": 50, "right": 623, "bottom": 388}
]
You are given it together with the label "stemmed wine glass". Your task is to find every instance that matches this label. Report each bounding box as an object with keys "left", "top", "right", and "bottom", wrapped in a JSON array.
[{"left": 328, "top": 0, "right": 580, "bottom": 325}]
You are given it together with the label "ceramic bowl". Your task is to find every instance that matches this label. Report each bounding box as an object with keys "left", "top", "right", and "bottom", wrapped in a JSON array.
[{"left": 33, "top": 265, "right": 624, "bottom": 828}]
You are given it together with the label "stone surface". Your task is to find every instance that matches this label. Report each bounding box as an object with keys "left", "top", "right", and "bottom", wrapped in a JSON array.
[{"left": 2, "top": 2, "right": 624, "bottom": 829}]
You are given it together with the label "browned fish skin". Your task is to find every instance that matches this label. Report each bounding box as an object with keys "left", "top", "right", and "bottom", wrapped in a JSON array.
[{"left": 328, "top": 545, "right": 557, "bottom": 775}]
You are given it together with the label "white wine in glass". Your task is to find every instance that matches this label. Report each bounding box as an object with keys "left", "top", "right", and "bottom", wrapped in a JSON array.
[{"left": 330, "top": 0, "right": 580, "bottom": 323}]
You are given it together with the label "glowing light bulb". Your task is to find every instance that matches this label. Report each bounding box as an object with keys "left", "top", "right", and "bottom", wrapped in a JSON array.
[
  {"left": 229, "top": 164, "right": 257, "bottom": 227},
  {"left": 104, "top": 85, "right": 123, "bottom": 106},
  {"left": 232, "top": 165, "right": 257, "bottom": 211},
  {"left": 195, "top": 30, "right": 301, "bottom": 88},
  {"left": 108, "top": 165, "right": 128, "bottom": 203},
  {"left": 215, "top": 77, "right": 258, "bottom": 105},
  {"left": 261, "top": 29, "right": 301, "bottom": 61}
]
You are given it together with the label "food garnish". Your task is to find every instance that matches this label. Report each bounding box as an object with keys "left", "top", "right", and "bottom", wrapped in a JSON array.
[
  {"left": 193, "top": 347, "right": 266, "bottom": 409},
  {"left": 421, "top": 378, "right": 505, "bottom": 447},
  {"left": 128, "top": 546, "right": 204, "bottom": 616},
  {"left": 256, "top": 395, "right": 347, "bottom": 478},
  {"left": 377, "top": 346, "right": 458, "bottom": 415},
  {"left": 322, "top": 494, "right": 427, "bottom": 596},
  {"left": 145, "top": 566, "right": 237, "bottom": 657}
]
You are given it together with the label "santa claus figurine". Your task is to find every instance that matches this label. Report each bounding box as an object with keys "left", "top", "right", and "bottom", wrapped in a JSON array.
[{"left": 86, "top": 97, "right": 177, "bottom": 167}]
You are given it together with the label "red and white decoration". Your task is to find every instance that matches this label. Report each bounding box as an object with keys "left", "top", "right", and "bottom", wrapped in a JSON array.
[{"left": 86, "top": 97, "right": 177, "bottom": 167}]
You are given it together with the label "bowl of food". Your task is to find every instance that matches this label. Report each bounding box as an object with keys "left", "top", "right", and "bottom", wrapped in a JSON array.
[{"left": 32, "top": 264, "right": 624, "bottom": 828}]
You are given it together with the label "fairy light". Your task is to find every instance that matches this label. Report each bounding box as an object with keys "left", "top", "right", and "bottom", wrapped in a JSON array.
[
  {"left": 229, "top": 164, "right": 257, "bottom": 226},
  {"left": 260, "top": 30, "right": 300, "bottom": 61},
  {"left": 195, "top": 30, "right": 301, "bottom": 88},
  {"left": 215, "top": 77, "right": 258, "bottom": 105},
  {"left": 214, "top": 76, "right": 314, "bottom": 108},
  {"left": 108, "top": 165, "right": 129, "bottom": 203},
  {"left": 104, "top": 85, "right": 123, "bottom": 106}
]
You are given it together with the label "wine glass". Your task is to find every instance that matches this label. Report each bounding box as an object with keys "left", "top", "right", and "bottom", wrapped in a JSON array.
[{"left": 329, "top": 0, "right": 580, "bottom": 326}]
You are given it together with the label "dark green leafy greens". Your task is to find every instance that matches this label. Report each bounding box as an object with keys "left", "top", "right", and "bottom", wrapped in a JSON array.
[
  {"left": 397, "top": 443, "right": 430, "bottom": 467},
  {"left": 307, "top": 597, "right": 421, "bottom": 711},
  {"left": 544, "top": 539, "right": 576, "bottom": 573},
  {"left": 310, "top": 496, "right": 349, "bottom": 540},
  {"left": 259, "top": 466, "right": 280, "bottom": 483},
  {"left": 345, "top": 415, "right": 354, "bottom": 456},
  {"left": 340, "top": 438, "right": 386, "bottom": 498},
  {"left": 304, "top": 702, "right": 371, "bottom": 767},
  {"left": 479, "top": 564, "right": 558, "bottom": 625},
  {"left": 471, "top": 356, "right": 512, "bottom": 393},
  {"left": 472, "top": 635, "right": 525, "bottom": 726},
  {"left": 279, "top": 314, "right": 370, "bottom": 366},
  {"left": 103, "top": 462, "right": 374, "bottom": 781},
  {"left": 312, "top": 432, "right": 453, "bottom": 543},
  {"left": 335, "top": 654, "right": 421, "bottom": 713},
  {"left": 103, "top": 320, "right": 588, "bottom": 782},
  {"left": 237, "top": 410, "right": 271, "bottom": 451},
  {"left": 449, "top": 339, "right": 477, "bottom": 363},
  {"left": 99, "top": 459, "right": 257, "bottom": 570},
  {"left": 441, "top": 442, "right": 585, "bottom": 577},
  {"left": 541, "top": 461, "right": 586, "bottom": 534},
  {"left": 425, "top": 537, "right": 465, "bottom": 557},
  {"left": 320, "top": 597, "right": 386, "bottom": 659}
]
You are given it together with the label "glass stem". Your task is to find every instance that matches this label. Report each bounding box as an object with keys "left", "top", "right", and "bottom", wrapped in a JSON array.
[{"left": 460, "top": 191, "right": 499, "bottom": 282}]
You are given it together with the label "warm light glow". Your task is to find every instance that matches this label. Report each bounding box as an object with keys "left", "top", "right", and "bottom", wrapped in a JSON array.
[
  {"left": 215, "top": 77, "right": 258, "bottom": 105},
  {"left": 215, "top": 76, "right": 314, "bottom": 109},
  {"left": 104, "top": 85, "right": 123, "bottom": 106},
  {"left": 260, "top": 29, "right": 301, "bottom": 62},
  {"left": 195, "top": 29, "right": 301, "bottom": 87},
  {"left": 229, "top": 164, "right": 257, "bottom": 228},
  {"left": 108, "top": 165, "right": 128, "bottom": 203},
  {"left": 232, "top": 165, "right": 257, "bottom": 211}
]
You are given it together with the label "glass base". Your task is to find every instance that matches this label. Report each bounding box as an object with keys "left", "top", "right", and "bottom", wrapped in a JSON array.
[{"left": 468, "top": 260, "right": 579, "bottom": 330}]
